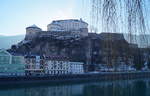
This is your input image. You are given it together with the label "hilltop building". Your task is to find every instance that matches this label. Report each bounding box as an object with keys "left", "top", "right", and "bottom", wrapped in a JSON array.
[
  {"left": 47, "top": 19, "right": 88, "bottom": 31},
  {"left": 25, "top": 25, "right": 42, "bottom": 40},
  {"left": 25, "top": 19, "right": 88, "bottom": 41}
]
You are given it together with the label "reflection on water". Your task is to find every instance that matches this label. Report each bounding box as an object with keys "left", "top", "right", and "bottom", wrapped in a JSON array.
[{"left": 0, "top": 79, "right": 150, "bottom": 96}]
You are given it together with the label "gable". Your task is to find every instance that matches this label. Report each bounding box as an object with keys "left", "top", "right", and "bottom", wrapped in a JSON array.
[{"left": 0, "top": 50, "right": 11, "bottom": 56}]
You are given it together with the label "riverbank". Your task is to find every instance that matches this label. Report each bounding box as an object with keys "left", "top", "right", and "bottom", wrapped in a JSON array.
[{"left": 0, "top": 71, "right": 150, "bottom": 85}]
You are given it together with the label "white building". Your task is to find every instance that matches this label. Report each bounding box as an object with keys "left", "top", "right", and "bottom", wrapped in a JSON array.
[
  {"left": 45, "top": 56, "right": 70, "bottom": 75},
  {"left": 47, "top": 19, "right": 88, "bottom": 37},
  {"left": 44, "top": 56, "right": 84, "bottom": 75},
  {"left": 47, "top": 19, "right": 88, "bottom": 31},
  {"left": 69, "top": 62, "right": 84, "bottom": 74}
]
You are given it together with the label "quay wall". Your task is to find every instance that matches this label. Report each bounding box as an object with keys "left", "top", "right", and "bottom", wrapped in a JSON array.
[{"left": 0, "top": 72, "right": 150, "bottom": 85}]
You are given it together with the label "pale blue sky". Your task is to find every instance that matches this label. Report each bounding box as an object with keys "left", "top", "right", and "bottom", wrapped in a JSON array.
[
  {"left": 0, "top": 0, "right": 90, "bottom": 36},
  {"left": 1, "top": 0, "right": 149, "bottom": 36}
]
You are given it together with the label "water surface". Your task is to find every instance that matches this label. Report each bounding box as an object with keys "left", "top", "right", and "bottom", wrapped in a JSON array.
[{"left": 0, "top": 79, "right": 150, "bottom": 96}]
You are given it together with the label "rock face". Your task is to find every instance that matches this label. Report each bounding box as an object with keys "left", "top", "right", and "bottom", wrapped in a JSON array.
[{"left": 10, "top": 35, "right": 88, "bottom": 62}]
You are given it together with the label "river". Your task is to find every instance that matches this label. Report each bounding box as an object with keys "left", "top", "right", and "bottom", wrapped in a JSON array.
[{"left": 0, "top": 79, "right": 150, "bottom": 96}]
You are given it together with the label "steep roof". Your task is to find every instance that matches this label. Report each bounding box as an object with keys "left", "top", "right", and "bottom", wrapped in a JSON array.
[
  {"left": 51, "top": 19, "right": 88, "bottom": 25},
  {"left": 29, "top": 24, "right": 38, "bottom": 28},
  {"left": 0, "top": 49, "right": 11, "bottom": 56},
  {"left": 26, "top": 24, "right": 41, "bottom": 29}
]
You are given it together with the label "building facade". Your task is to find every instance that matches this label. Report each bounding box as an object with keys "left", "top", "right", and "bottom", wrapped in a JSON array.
[
  {"left": 0, "top": 49, "right": 25, "bottom": 75},
  {"left": 47, "top": 19, "right": 88, "bottom": 38},
  {"left": 45, "top": 56, "right": 70, "bottom": 75},
  {"left": 24, "top": 55, "right": 85, "bottom": 75},
  {"left": 24, "top": 19, "right": 89, "bottom": 41},
  {"left": 24, "top": 55, "right": 45, "bottom": 75},
  {"left": 69, "top": 62, "right": 84, "bottom": 74},
  {"left": 44, "top": 56, "right": 84, "bottom": 75},
  {"left": 47, "top": 19, "right": 88, "bottom": 31},
  {"left": 25, "top": 24, "right": 42, "bottom": 40}
]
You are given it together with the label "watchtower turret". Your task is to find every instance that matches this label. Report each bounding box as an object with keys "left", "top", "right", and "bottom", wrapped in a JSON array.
[{"left": 25, "top": 24, "right": 42, "bottom": 40}]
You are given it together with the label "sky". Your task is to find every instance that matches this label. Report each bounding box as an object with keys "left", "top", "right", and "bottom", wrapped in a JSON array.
[
  {"left": 0, "top": 0, "right": 90, "bottom": 36},
  {"left": 1, "top": 0, "right": 149, "bottom": 36}
]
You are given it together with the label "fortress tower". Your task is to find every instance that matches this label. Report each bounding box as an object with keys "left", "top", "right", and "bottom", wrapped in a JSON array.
[{"left": 25, "top": 24, "right": 42, "bottom": 40}]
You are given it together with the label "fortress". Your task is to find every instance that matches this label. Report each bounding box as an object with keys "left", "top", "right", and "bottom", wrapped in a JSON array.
[{"left": 25, "top": 19, "right": 88, "bottom": 40}]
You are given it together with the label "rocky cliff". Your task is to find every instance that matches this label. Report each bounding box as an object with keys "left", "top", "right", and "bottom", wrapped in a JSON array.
[{"left": 8, "top": 33, "right": 136, "bottom": 71}]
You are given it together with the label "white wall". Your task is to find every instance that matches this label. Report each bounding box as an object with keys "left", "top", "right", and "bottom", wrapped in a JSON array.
[
  {"left": 46, "top": 60, "right": 70, "bottom": 75},
  {"left": 45, "top": 60, "right": 84, "bottom": 75},
  {"left": 69, "top": 62, "right": 84, "bottom": 74},
  {"left": 47, "top": 20, "right": 88, "bottom": 31}
]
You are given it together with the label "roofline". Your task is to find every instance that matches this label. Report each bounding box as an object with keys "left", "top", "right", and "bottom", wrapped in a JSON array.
[
  {"left": 100, "top": 32, "right": 124, "bottom": 34},
  {"left": 0, "top": 49, "right": 12, "bottom": 56},
  {"left": 50, "top": 19, "right": 88, "bottom": 25},
  {"left": 26, "top": 27, "right": 42, "bottom": 30}
]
